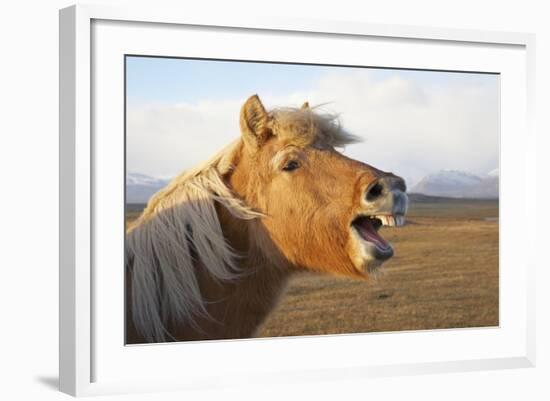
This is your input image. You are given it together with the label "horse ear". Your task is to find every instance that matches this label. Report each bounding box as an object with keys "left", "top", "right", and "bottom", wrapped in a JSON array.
[
  {"left": 301, "top": 101, "right": 310, "bottom": 110},
  {"left": 240, "top": 94, "right": 270, "bottom": 150}
]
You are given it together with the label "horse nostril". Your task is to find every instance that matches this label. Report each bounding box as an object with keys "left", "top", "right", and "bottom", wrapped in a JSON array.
[{"left": 366, "top": 181, "right": 384, "bottom": 201}]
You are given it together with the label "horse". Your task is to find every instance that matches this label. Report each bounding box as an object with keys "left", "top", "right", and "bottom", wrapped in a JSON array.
[{"left": 126, "top": 94, "right": 408, "bottom": 343}]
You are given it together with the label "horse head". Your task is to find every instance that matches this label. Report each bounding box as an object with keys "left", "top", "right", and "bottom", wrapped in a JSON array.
[{"left": 229, "top": 95, "right": 408, "bottom": 277}]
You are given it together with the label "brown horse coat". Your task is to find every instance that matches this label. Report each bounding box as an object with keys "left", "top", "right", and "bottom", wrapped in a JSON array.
[{"left": 126, "top": 95, "right": 407, "bottom": 343}]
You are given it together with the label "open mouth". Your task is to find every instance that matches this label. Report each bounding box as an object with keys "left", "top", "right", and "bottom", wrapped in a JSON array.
[{"left": 351, "top": 214, "right": 405, "bottom": 261}]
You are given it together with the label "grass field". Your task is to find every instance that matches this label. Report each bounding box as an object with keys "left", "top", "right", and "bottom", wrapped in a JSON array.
[{"left": 126, "top": 195, "right": 499, "bottom": 337}]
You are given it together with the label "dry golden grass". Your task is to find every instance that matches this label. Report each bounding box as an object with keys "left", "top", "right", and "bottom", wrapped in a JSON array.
[{"left": 125, "top": 197, "right": 499, "bottom": 337}]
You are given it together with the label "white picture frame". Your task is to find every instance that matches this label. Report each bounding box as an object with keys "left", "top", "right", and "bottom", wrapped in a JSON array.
[{"left": 59, "top": 4, "right": 536, "bottom": 397}]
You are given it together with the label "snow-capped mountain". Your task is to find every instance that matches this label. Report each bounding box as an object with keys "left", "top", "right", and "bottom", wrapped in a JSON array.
[
  {"left": 126, "top": 173, "right": 169, "bottom": 204},
  {"left": 411, "top": 169, "right": 499, "bottom": 198}
]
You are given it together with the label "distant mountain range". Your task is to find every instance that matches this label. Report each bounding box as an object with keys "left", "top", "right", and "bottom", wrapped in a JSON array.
[
  {"left": 411, "top": 169, "right": 499, "bottom": 199},
  {"left": 126, "top": 173, "right": 169, "bottom": 204},
  {"left": 127, "top": 168, "right": 499, "bottom": 204}
]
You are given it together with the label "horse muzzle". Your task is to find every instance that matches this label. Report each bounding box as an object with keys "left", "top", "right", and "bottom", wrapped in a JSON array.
[
  {"left": 349, "top": 175, "right": 408, "bottom": 272},
  {"left": 364, "top": 175, "right": 408, "bottom": 217}
]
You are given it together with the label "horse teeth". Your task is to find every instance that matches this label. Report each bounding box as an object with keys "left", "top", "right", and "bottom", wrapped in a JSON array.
[
  {"left": 375, "top": 215, "right": 405, "bottom": 227},
  {"left": 377, "top": 215, "right": 392, "bottom": 226}
]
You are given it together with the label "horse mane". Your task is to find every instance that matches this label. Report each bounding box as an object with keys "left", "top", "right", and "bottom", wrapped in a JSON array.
[
  {"left": 126, "top": 105, "right": 360, "bottom": 342},
  {"left": 269, "top": 106, "right": 361, "bottom": 147}
]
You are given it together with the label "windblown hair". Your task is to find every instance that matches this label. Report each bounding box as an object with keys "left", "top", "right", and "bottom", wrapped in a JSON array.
[
  {"left": 269, "top": 106, "right": 361, "bottom": 147},
  {"left": 126, "top": 105, "right": 359, "bottom": 342}
]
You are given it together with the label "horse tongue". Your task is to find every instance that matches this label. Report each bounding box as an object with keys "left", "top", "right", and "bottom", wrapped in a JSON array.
[{"left": 357, "top": 219, "right": 390, "bottom": 250}]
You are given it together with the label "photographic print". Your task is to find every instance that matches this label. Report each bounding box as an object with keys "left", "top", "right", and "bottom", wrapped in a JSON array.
[{"left": 124, "top": 56, "right": 499, "bottom": 344}]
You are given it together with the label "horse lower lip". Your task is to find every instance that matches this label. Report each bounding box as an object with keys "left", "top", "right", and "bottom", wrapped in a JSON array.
[{"left": 375, "top": 245, "right": 394, "bottom": 260}]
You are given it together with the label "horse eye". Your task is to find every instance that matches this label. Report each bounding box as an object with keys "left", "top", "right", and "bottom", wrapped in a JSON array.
[{"left": 282, "top": 160, "right": 300, "bottom": 172}]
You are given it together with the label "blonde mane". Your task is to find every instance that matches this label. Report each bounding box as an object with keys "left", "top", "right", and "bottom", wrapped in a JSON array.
[
  {"left": 126, "top": 106, "right": 359, "bottom": 342},
  {"left": 269, "top": 106, "right": 360, "bottom": 148}
]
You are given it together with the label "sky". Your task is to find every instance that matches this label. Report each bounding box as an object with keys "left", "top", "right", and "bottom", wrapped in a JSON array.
[{"left": 126, "top": 56, "right": 499, "bottom": 187}]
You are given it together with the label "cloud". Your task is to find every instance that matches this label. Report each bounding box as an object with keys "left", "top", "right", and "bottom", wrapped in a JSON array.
[
  {"left": 127, "top": 99, "right": 242, "bottom": 178},
  {"left": 127, "top": 70, "right": 499, "bottom": 187}
]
